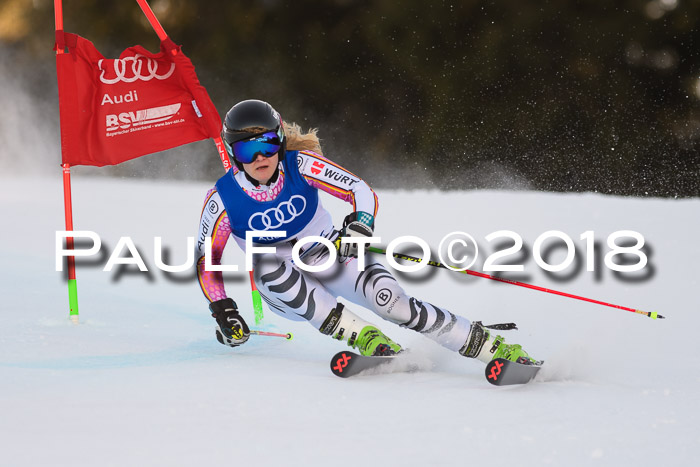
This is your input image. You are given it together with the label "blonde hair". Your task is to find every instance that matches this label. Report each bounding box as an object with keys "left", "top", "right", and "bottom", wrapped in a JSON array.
[{"left": 285, "top": 122, "right": 323, "bottom": 156}]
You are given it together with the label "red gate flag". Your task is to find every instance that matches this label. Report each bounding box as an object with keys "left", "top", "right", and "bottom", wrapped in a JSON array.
[{"left": 54, "top": 32, "right": 222, "bottom": 167}]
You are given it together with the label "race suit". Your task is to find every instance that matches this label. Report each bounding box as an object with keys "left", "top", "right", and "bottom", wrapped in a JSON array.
[{"left": 195, "top": 150, "right": 471, "bottom": 351}]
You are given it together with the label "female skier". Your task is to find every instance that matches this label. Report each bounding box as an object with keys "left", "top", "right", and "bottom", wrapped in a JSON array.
[{"left": 195, "top": 99, "right": 537, "bottom": 365}]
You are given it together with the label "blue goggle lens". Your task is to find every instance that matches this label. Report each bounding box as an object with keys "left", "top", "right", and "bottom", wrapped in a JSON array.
[{"left": 230, "top": 131, "right": 282, "bottom": 164}]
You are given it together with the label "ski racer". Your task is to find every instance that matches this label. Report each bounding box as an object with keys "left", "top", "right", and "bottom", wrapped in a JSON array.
[{"left": 195, "top": 99, "right": 538, "bottom": 365}]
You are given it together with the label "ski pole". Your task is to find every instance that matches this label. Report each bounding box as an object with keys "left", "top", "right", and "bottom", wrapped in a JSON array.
[
  {"left": 249, "top": 270, "right": 265, "bottom": 325},
  {"left": 367, "top": 246, "right": 665, "bottom": 320},
  {"left": 250, "top": 330, "right": 294, "bottom": 340}
]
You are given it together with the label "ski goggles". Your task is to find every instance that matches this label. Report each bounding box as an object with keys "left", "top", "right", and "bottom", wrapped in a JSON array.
[{"left": 227, "top": 130, "right": 283, "bottom": 164}]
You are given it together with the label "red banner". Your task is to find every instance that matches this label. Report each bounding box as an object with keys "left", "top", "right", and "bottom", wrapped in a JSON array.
[{"left": 55, "top": 32, "right": 222, "bottom": 167}]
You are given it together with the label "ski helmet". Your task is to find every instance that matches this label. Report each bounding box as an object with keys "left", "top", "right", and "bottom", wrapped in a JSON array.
[{"left": 222, "top": 99, "right": 286, "bottom": 168}]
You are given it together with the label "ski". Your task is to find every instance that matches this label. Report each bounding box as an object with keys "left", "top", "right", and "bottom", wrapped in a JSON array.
[
  {"left": 484, "top": 358, "right": 542, "bottom": 386},
  {"left": 330, "top": 352, "right": 542, "bottom": 385},
  {"left": 330, "top": 351, "right": 413, "bottom": 378}
]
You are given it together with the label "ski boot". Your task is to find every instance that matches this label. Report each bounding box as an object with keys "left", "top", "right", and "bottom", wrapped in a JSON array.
[
  {"left": 460, "top": 321, "right": 539, "bottom": 365},
  {"left": 319, "top": 304, "right": 402, "bottom": 356},
  {"left": 353, "top": 326, "right": 402, "bottom": 356}
]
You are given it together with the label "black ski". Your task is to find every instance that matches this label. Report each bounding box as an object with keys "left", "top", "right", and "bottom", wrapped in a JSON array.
[
  {"left": 484, "top": 358, "right": 542, "bottom": 386},
  {"left": 330, "top": 352, "right": 542, "bottom": 385},
  {"left": 330, "top": 351, "right": 410, "bottom": 378}
]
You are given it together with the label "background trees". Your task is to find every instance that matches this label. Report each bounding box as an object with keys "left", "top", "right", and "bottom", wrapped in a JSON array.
[{"left": 2, "top": 0, "right": 698, "bottom": 196}]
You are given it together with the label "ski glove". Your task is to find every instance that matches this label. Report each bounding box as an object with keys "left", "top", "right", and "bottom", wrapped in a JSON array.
[
  {"left": 337, "top": 211, "right": 375, "bottom": 259},
  {"left": 210, "top": 298, "right": 250, "bottom": 347}
]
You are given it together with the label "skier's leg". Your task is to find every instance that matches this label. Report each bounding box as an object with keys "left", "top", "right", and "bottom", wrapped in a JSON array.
[
  {"left": 320, "top": 260, "right": 470, "bottom": 350},
  {"left": 321, "top": 259, "right": 537, "bottom": 363},
  {"left": 252, "top": 254, "right": 401, "bottom": 356},
  {"left": 252, "top": 254, "right": 331, "bottom": 328}
]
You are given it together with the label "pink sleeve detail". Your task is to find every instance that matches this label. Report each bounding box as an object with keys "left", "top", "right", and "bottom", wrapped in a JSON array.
[{"left": 197, "top": 209, "right": 231, "bottom": 303}]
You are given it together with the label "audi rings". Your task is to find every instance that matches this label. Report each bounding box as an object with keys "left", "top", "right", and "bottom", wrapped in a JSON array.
[
  {"left": 248, "top": 195, "right": 307, "bottom": 230},
  {"left": 98, "top": 55, "right": 176, "bottom": 85}
]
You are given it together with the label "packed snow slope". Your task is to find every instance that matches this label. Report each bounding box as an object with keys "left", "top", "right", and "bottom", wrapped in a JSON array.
[{"left": 1, "top": 175, "right": 698, "bottom": 467}]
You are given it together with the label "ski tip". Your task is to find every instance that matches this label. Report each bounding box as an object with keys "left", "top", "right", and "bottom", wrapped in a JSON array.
[
  {"left": 485, "top": 358, "right": 542, "bottom": 386},
  {"left": 330, "top": 351, "right": 355, "bottom": 378}
]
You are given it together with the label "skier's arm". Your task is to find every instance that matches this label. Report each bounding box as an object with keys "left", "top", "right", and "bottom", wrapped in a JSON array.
[
  {"left": 196, "top": 189, "right": 250, "bottom": 347},
  {"left": 298, "top": 151, "right": 379, "bottom": 217},
  {"left": 297, "top": 151, "right": 377, "bottom": 257},
  {"left": 195, "top": 189, "right": 231, "bottom": 303}
]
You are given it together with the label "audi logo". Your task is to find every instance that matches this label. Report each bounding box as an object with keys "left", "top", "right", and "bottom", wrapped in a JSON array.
[
  {"left": 98, "top": 55, "right": 175, "bottom": 85},
  {"left": 248, "top": 195, "right": 307, "bottom": 230}
]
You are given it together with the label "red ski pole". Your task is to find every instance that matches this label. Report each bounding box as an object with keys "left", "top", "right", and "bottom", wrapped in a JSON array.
[
  {"left": 135, "top": 0, "right": 168, "bottom": 41},
  {"left": 368, "top": 246, "right": 665, "bottom": 320},
  {"left": 250, "top": 330, "right": 293, "bottom": 340}
]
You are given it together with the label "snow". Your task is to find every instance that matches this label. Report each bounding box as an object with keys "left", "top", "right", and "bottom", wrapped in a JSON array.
[{"left": 1, "top": 174, "right": 698, "bottom": 466}]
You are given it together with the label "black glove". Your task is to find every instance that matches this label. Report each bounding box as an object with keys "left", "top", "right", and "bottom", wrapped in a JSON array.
[
  {"left": 337, "top": 211, "right": 375, "bottom": 259},
  {"left": 209, "top": 298, "right": 250, "bottom": 347}
]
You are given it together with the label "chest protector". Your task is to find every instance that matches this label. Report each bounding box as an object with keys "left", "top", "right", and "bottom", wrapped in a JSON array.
[{"left": 215, "top": 151, "right": 319, "bottom": 244}]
